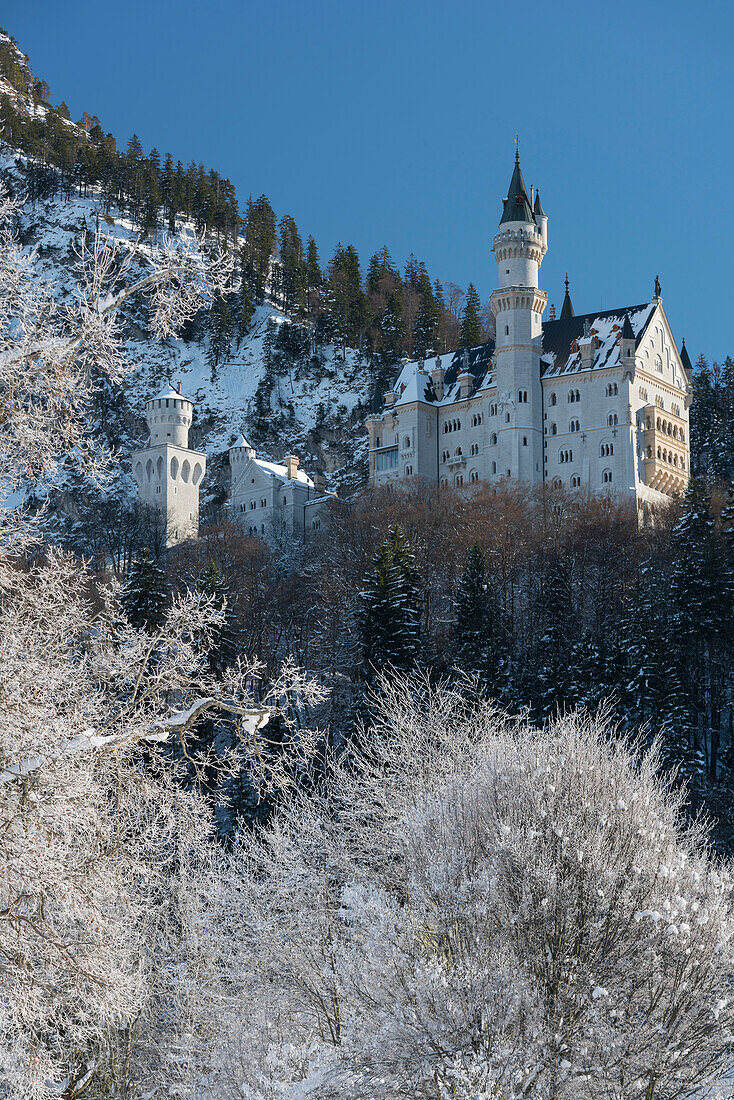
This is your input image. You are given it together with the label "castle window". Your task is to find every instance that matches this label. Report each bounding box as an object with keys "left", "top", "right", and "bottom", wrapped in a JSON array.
[
  {"left": 518, "top": 389, "right": 528, "bottom": 403},
  {"left": 491, "top": 461, "right": 497, "bottom": 474},
  {"left": 283, "top": 496, "right": 287, "bottom": 504},
  {"left": 550, "top": 393, "right": 557, "bottom": 406},
  {"left": 261, "top": 498, "right": 267, "bottom": 507},
  {"left": 470, "top": 469, "right": 479, "bottom": 482},
  {"left": 552, "top": 477, "right": 563, "bottom": 489},
  {"left": 440, "top": 477, "right": 449, "bottom": 488},
  {"left": 455, "top": 474, "right": 463, "bottom": 486},
  {"left": 522, "top": 436, "right": 528, "bottom": 446},
  {"left": 250, "top": 500, "right": 256, "bottom": 510},
  {"left": 375, "top": 436, "right": 380, "bottom": 447},
  {"left": 470, "top": 443, "right": 479, "bottom": 456},
  {"left": 376, "top": 447, "right": 398, "bottom": 471},
  {"left": 490, "top": 433, "right": 497, "bottom": 446},
  {"left": 455, "top": 447, "right": 462, "bottom": 456},
  {"left": 490, "top": 403, "right": 497, "bottom": 416},
  {"left": 602, "top": 469, "right": 613, "bottom": 484},
  {"left": 505, "top": 325, "right": 509, "bottom": 335},
  {"left": 570, "top": 419, "right": 580, "bottom": 433},
  {"left": 571, "top": 475, "right": 581, "bottom": 488},
  {"left": 403, "top": 436, "right": 411, "bottom": 449},
  {"left": 506, "top": 413, "right": 510, "bottom": 423},
  {"left": 608, "top": 413, "right": 618, "bottom": 427},
  {"left": 551, "top": 423, "right": 557, "bottom": 435},
  {"left": 405, "top": 464, "right": 413, "bottom": 476}
]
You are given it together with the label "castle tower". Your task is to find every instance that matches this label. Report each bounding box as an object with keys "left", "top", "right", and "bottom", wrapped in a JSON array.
[
  {"left": 132, "top": 383, "right": 206, "bottom": 548},
  {"left": 489, "top": 148, "right": 548, "bottom": 483}
]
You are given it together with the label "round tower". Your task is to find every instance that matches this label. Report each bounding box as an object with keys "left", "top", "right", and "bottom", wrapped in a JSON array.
[
  {"left": 146, "top": 383, "right": 193, "bottom": 448},
  {"left": 229, "top": 433, "right": 256, "bottom": 483},
  {"left": 489, "top": 148, "right": 548, "bottom": 483}
]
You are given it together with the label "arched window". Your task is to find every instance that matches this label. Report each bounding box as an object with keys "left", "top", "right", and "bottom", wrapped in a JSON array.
[
  {"left": 403, "top": 436, "right": 411, "bottom": 449},
  {"left": 522, "top": 436, "right": 528, "bottom": 446},
  {"left": 602, "top": 469, "right": 613, "bottom": 484},
  {"left": 551, "top": 423, "right": 557, "bottom": 435},
  {"left": 490, "top": 403, "right": 497, "bottom": 416},
  {"left": 469, "top": 469, "right": 479, "bottom": 483},
  {"left": 491, "top": 461, "right": 497, "bottom": 474},
  {"left": 608, "top": 413, "right": 618, "bottom": 427},
  {"left": 490, "top": 433, "right": 497, "bottom": 446},
  {"left": 552, "top": 477, "right": 563, "bottom": 489},
  {"left": 571, "top": 474, "right": 581, "bottom": 488},
  {"left": 455, "top": 474, "right": 464, "bottom": 486},
  {"left": 440, "top": 477, "right": 449, "bottom": 488},
  {"left": 470, "top": 442, "right": 479, "bottom": 456},
  {"left": 405, "top": 464, "right": 413, "bottom": 476},
  {"left": 518, "top": 389, "right": 528, "bottom": 403},
  {"left": 550, "top": 393, "right": 557, "bottom": 406},
  {"left": 570, "top": 419, "right": 580, "bottom": 433}
]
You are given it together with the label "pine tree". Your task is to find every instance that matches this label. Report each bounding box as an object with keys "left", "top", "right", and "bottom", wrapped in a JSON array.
[
  {"left": 206, "top": 293, "right": 235, "bottom": 380},
  {"left": 453, "top": 542, "right": 506, "bottom": 696},
  {"left": 670, "top": 480, "right": 733, "bottom": 779},
  {"left": 121, "top": 547, "right": 167, "bottom": 632},
  {"left": 534, "top": 552, "right": 573, "bottom": 718},
  {"left": 460, "top": 283, "right": 482, "bottom": 348},
  {"left": 197, "top": 559, "right": 240, "bottom": 677},
  {"left": 359, "top": 526, "right": 421, "bottom": 678}
]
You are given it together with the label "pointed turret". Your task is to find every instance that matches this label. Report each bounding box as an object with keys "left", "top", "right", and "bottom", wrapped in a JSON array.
[
  {"left": 533, "top": 190, "right": 547, "bottom": 218},
  {"left": 680, "top": 337, "right": 693, "bottom": 380},
  {"left": 533, "top": 188, "right": 548, "bottom": 247},
  {"left": 499, "top": 147, "right": 533, "bottom": 225},
  {"left": 560, "top": 273, "right": 574, "bottom": 320},
  {"left": 620, "top": 313, "right": 635, "bottom": 365}
]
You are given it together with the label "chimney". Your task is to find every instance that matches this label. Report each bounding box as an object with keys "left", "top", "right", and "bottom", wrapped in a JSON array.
[
  {"left": 458, "top": 370, "right": 473, "bottom": 399},
  {"left": 285, "top": 454, "right": 299, "bottom": 479},
  {"left": 384, "top": 390, "right": 398, "bottom": 408}
]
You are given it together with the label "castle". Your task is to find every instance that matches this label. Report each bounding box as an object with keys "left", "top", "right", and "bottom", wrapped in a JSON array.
[
  {"left": 366, "top": 152, "right": 692, "bottom": 510},
  {"left": 133, "top": 387, "right": 334, "bottom": 548}
]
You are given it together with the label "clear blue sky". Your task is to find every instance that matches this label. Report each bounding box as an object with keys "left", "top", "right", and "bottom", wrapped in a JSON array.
[{"left": 5, "top": 0, "right": 732, "bottom": 363}]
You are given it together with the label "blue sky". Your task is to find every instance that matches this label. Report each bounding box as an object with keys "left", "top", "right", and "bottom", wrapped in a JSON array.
[{"left": 6, "top": 0, "right": 732, "bottom": 363}]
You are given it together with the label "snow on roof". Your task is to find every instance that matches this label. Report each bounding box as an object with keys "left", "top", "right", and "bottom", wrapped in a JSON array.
[
  {"left": 541, "top": 302, "right": 656, "bottom": 378},
  {"left": 149, "top": 386, "right": 192, "bottom": 403},
  {"left": 231, "top": 433, "right": 252, "bottom": 450},
  {"left": 254, "top": 458, "right": 315, "bottom": 488},
  {"left": 390, "top": 342, "right": 496, "bottom": 409}
]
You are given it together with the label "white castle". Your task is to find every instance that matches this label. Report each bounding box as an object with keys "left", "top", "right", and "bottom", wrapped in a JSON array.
[
  {"left": 366, "top": 151, "right": 692, "bottom": 511},
  {"left": 133, "top": 386, "right": 334, "bottom": 548}
]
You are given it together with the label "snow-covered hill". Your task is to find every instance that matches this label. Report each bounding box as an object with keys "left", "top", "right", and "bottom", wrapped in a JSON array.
[{"left": 3, "top": 152, "right": 373, "bottom": 528}]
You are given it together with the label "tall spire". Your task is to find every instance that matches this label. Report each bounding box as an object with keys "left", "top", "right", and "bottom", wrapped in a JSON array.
[
  {"left": 560, "top": 272, "right": 574, "bottom": 319},
  {"left": 499, "top": 143, "right": 533, "bottom": 225},
  {"left": 533, "top": 189, "right": 546, "bottom": 218}
]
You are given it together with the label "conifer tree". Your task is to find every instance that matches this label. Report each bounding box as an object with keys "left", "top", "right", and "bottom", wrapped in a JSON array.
[
  {"left": 359, "top": 526, "right": 421, "bottom": 678},
  {"left": 197, "top": 559, "right": 240, "bottom": 677},
  {"left": 670, "top": 480, "right": 733, "bottom": 779},
  {"left": 453, "top": 542, "right": 506, "bottom": 696},
  {"left": 121, "top": 547, "right": 167, "bottom": 632},
  {"left": 459, "top": 283, "right": 482, "bottom": 348},
  {"left": 206, "top": 292, "right": 235, "bottom": 379}
]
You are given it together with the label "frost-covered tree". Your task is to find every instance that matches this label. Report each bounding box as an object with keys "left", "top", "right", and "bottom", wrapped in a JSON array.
[
  {"left": 214, "top": 677, "right": 734, "bottom": 1100},
  {"left": 0, "top": 187, "right": 322, "bottom": 1100}
]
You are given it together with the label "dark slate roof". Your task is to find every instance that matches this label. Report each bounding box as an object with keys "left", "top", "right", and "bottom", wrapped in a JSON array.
[
  {"left": 621, "top": 313, "right": 635, "bottom": 340},
  {"left": 680, "top": 338, "right": 693, "bottom": 376},
  {"left": 560, "top": 274, "right": 574, "bottom": 320},
  {"left": 533, "top": 190, "right": 547, "bottom": 218},
  {"left": 384, "top": 302, "right": 663, "bottom": 407},
  {"left": 499, "top": 157, "right": 533, "bottom": 225},
  {"left": 391, "top": 340, "right": 496, "bottom": 408},
  {"left": 541, "top": 302, "right": 655, "bottom": 377}
]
